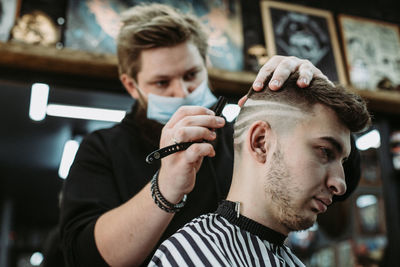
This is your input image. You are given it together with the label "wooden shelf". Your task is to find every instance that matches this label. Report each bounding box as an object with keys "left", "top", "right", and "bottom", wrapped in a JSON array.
[
  {"left": 0, "top": 42, "right": 118, "bottom": 79},
  {"left": 1, "top": 41, "right": 399, "bottom": 114}
]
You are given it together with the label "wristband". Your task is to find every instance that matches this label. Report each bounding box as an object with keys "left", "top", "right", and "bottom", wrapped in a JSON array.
[{"left": 150, "top": 170, "right": 187, "bottom": 213}]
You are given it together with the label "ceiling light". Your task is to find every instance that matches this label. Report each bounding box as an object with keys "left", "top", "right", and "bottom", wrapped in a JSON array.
[
  {"left": 30, "top": 252, "right": 43, "bottom": 266},
  {"left": 29, "top": 83, "right": 49, "bottom": 121},
  {"left": 58, "top": 140, "right": 80, "bottom": 179},
  {"left": 356, "top": 129, "right": 381, "bottom": 151},
  {"left": 356, "top": 194, "right": 377, "bottom": 208},
  {"left": 47, "top": 104, "right": 126, "bottom": 122}
]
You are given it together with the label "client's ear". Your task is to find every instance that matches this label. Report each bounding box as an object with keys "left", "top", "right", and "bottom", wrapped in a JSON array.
[{"left": 247, "top": 121, "right": 271, "bottom": 163}]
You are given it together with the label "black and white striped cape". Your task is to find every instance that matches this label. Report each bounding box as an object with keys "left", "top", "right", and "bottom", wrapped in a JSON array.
[{"left": 149, "top": 200, "right": 305, "bottom": 267}]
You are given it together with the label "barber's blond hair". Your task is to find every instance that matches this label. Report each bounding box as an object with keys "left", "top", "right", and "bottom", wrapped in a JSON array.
[
  {"left": 234, "top": 72, "right": 371, "bottom": 151},
  {"left": 117, "top": 3, "right": 208, "bottom": 79}
]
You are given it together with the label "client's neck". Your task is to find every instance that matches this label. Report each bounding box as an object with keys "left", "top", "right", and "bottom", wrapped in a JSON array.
[{"left": 226, "top": 162, "right": 290, "bottom": 235}]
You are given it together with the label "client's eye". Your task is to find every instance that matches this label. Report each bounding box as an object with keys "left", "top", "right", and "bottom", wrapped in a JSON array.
[{"left": 318, "top": 147, "right": 334, "bottom": 162}]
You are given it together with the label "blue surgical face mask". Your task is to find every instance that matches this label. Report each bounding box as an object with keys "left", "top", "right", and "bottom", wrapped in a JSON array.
[{"left": 146, "top": 80, "right": 217, "bottom": 124}]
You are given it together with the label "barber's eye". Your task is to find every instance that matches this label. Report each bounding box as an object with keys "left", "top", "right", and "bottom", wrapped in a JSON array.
[
  {"left": 184, "top": 71, "right": 197, "bottom": 81},
  {"left": 155, "top": 80, "right": 169, "bottom": 88}
]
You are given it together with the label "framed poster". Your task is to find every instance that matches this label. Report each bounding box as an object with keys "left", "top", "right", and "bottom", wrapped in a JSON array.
[
  {"left": 355, "top": 194, "right": 385, "bottom": 235},
  {"left": 359, "top": 149, "right": 381, "bottom": 186},
  {"left": 335, "top": 240, "right": 356, "bottom": 267},
  {"left": 0, "top": 0, "right": 20, "bottom": 42},
  {"left": 309, "top": 246, "right": 336, "bottom": 267},
  {"left": 260, "top": 1, "right": 346, "bottom": 83},
  {"left": 338, "top": 14, "right": 400, "bottom": 90},
  {"left": 390, "top": 130, "right": 400, "bottom": 170},
  {"left": 64, "top": 0, "right": 244, "bottom": 71},
  {"left": 354, "top": 237, "right": 387, "bottom": 264}
]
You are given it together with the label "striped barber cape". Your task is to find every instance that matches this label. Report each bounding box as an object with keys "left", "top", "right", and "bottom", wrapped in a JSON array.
[{"left": 149, "top": 200, "right": 305, "bottom": 267}]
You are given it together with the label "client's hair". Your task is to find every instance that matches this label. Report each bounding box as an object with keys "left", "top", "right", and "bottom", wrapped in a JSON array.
[{"left": 234, "top": 72, "right": 371, "bottom": 152}]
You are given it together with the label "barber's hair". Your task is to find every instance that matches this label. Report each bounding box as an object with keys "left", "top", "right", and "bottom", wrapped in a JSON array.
[
  {"left": 117, "top": 3, "right": 208, "bottom": 79},
  {"left": 234, "top": 72, "right": 371, "bottom": 151}
]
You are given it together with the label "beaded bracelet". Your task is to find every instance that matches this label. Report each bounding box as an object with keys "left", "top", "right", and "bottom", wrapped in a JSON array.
[{"left": 150, "top": 170, "right": 187, "bottom": 213}]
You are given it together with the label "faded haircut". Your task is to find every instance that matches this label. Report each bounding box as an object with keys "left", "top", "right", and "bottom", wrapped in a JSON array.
[
  {"left": 233, "top": 72, "right": 371, "bottom": 152},
  {"left": 117, "top": 3, "right": 208, "bottom": 79}
]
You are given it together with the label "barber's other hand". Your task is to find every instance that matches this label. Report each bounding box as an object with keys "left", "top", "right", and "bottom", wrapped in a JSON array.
[
  {"left": 238, "top": 55, "right": 332, "bottom": 106},
  {"left": 157, "top": 106, "right": 225, "bottom": 204}
]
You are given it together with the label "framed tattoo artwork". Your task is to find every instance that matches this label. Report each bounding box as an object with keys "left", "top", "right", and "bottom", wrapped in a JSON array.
[
  {"left": 390, "top": 130, "right": 400, "bottom": 170},
  {"left": 354, "top": 236, "right": 387, "bottom": 264},
  {"left": 338, "top": 14, "right": 400, "bottom": 90},
  {"left": 359, "top": 148, "right": 381, "bottom": 186},
  {"left": 260, "top": 1, "right": 346, "bottom": 83},
  {"left": 64, "top": 0, "right": 244, "bottom": 71},
  {"left": 335, "top": 240, "right": 356, "bottom": 267},
  {"left": 0, "top": 0, "right": 20, "bottom": 42},
  {"left": 310, "top": 246, "right": 336, "bottom": 267},
  {"left": 355, "top": 194, "right": 386, "bottom": 235}
]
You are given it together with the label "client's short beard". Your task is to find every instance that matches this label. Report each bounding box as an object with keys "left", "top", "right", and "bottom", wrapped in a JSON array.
[{"left": 265, "top": 147, "right": 314, "bottom": 232}]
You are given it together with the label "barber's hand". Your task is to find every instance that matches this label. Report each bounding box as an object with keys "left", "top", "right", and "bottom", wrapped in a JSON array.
[
  {"left": 238, "top": 55, "right": 332, "bottom": 106},
  {"left": 157, "top": 106, "right": 225, "bottom": 204}
]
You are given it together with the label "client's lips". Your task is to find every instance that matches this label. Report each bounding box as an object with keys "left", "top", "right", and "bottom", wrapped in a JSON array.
[
  {"left": 317, "top": 197, "right": 332, "bottom": 206},
  {"left": 312, "top": 197, "right": 331, "bottom": 213}
]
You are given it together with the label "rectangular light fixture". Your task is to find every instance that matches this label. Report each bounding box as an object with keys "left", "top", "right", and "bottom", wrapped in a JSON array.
[
  {"left": 58, "top": 140, "right": 80, "bottom": 179},
  {"left": 29, "top": 83, "right": 49, "bottom": 121},
  {"left": 47, "top": 104, "right": 126, "bottom": 122}
]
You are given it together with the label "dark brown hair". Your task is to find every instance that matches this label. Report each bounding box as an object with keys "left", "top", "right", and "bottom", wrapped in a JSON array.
[
  {"left": 243, "top": 72, "right": 371, "bottom": 133},
  {"left": 117, "top": 3, "right": 208, "bottom": 79}
]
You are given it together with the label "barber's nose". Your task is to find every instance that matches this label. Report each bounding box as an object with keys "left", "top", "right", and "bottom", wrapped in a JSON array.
[
  {"left": 171, "top": 80, "right": 190, "bottom": 98},
  {"left": 327, "top": 163, "right": 347, "bottom": 196}
]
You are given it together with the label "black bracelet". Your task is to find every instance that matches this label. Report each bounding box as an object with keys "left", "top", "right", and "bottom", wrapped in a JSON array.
[
  {"left": 151, "top": 190, "right": 177, "bottom": 213},
  {"left": 150, "top": 170, "right": 187, "bottom": 213}
]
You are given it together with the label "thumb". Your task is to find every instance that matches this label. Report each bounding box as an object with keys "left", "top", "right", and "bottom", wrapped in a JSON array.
[{"left": 238, "top": 95, "right": 247, "bottom": 107}]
